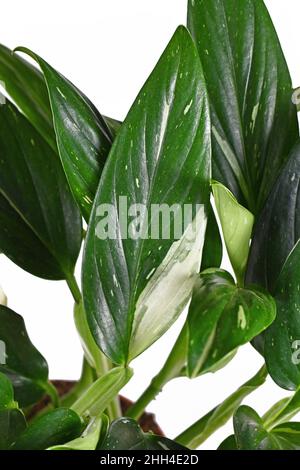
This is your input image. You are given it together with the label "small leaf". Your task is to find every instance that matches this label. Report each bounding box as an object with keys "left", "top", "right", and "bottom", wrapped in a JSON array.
[
  {"left": 0, "top": 306, "right": 49, "bottom": 407},
  {"left": 218, "top": 435, "right": 238, "bottom": 450},
  {"left": 187, "top": 270, "right": 276, "bottom": 377},
  {"left": 265, "top": 240, "right": 300, "bottom": 390},
  {"left": 101, "top": 418, "right": 186, "bottom": 450},
  {"left": 0, "top": 372, "right": 17, "bottom": 410},
  {"left": 212, "top": 182, "right": 254, "bottom": 284},
  {"left": 16, "top": 47, "right": 114, "bottom": 222},
  {"left": 82, "top": 26, "right": 211, "bottom": 365},
  {"left": 71, "top": 367, "right": 133, "bottom": 418},
  {"left": 48, "top": 414, "right": 108, "bottom": 450},
  {"left": 200, "top": 203, "right": 222, "bottom": 270},
  {"left": 0, "top": 100, "right": 82, "bottom": 280},
  {"left": 233, "top": 405, "right": 300, "bottom": 450},
  {"left": 11, "top": 408, "right": 82, "bottom": 450},
  {"left": 188, "top": 0, "right": 298, "bottom": 214},
  {"left": 0, "top": 409, "right": 26, "bottom": 450}
]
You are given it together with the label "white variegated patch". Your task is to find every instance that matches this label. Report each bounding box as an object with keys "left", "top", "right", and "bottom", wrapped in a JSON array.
[
  {"left": 129, "top": 205, "right": 207, "bottom": 360},
  {"left": 0, "top": 286, "right": 7, "bottom": 306}
]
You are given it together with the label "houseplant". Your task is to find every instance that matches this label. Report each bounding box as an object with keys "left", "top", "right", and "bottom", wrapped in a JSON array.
[{"left": 0, "top": 0, "right": 300, "bottom": 450}]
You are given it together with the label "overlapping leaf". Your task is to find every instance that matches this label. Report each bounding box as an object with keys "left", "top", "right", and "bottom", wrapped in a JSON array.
[
  {"left": 101, "top": 418, "right": 186, "bottom": 450},
  {"left": 188, "top": 0, "right": 298, "bottom": 214},
  {"left": 0, "top": 306, "right": 49, "bottom": 407},
  {"left": 0, "top": 100, "right": 82, "bottom": 280},
  {"left": 186, "top": 270, "right": 276, "bottom": 377},
  {"left": 82, "top": 26, "right": 211, "bottom": 365},
  {"left": 16, "top": 48, "right": 114, "bottom": 221}
]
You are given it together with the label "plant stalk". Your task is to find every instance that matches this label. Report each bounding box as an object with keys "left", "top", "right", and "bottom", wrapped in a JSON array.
[{"left": 126, "top": 325, "right": 188, "bottom": 420}]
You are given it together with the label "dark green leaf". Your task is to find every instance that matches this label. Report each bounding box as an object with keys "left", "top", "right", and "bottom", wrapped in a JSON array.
[
  {"left": 82, "top": 26, "right": 211, "bottom": 365},
  {"left": 101, "top": 418, "right": 186, "bottom": 450},
  {"left": 218, "top": 435, "right": 237, "bottom": 450},
  {"left": 188, "top": 0, "right": 298, "bottom": 214},
  {"left": 11, "top": 408, "right": 82, "bottom": 450},
  {"left": 0, "top": 306, "right": 48, "bottom": 407},
  {"left": 233, "top": 405, "right": 300, "bottom": 450},
  {"left": 176, "top": 366, "right": 267, "bottom": 448},
  {"left": 0, "top": 44, "right": 56, "bottom": 151},
  {"left": 187, "top": 270, "right": 276, "bottom": 377},
  {"left": 0, "top": 409, "right": 26, "bottom": 450},
  {"left": 0, "top": 100, "right": 82, "bottom": 280},
  {"left": 246, "top": 141, "right": 300, "bottom": 293},
  {"left": 265, "top": 240, "right": 300, "bottom": 390},
  {"left": 0, "top": 372, "right": 17, "bottom": 410},
  {"left": 200, "top": 203, "right": 222, "bottom": 270},
  {"left": 16, "top": 48, "right": 114, "bottom": 222}
]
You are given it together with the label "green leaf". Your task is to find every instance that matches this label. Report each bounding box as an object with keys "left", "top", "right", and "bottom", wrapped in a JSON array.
[
  {"left": 247, "top": 141, "right": 300, "bottom": 293},
  {"left": 263, "top": 388, "right": 300, "bottom": 429},
  {"left": 265, "top": 240, "right": 300, "bottom": 390},
  {"left": 0, "top": 306, "right": 49, "bottom": 407},
  {"left": 82, "top": 26, "right": 211, "bottom": 365},
  {"left": 11, "top": 408, "right": 82, "bottom": 450},
  {"left": 188, "top": 0, "right": 298, "bottom": 215},
  {"left": 176, "top": 365, "right": 267, "bottom": 448},
  {"left": 200, "top": 202, "right": 222, "bottom": 270},
  {"left": 48, "top": 414, "right": 108, "bottom": 450},
  {"left": 187, "top": 269, "right": 276, "bottom": 377},
  {"left": 0, "top": 100, "right": 82, "bottom": 280},
  {"left": 0, "top": 409, "right": 26, "bottom": 450},
  {"left": 16, "top": 47, "right": 114, "bottom": 222},
  {"left": 71, "top": 367, "right": 133, "bottom": 418},
  {"left": 218, "top": 435, "right": 238, "bottom": 450},
  {"left": 212, "top": 182, "right": 254, "bottom": 284},
  {"left": 233, "top": 405, "right": 300, "bottom": 450},
  {"left": 0, "top": 373, "right": 17, "bottom": 410},
  {"left": 0, "top": 44, "right": 56, "bottom": 151},
  {"left": 101, "top": 418, "right": 186, "bottom": 450}
]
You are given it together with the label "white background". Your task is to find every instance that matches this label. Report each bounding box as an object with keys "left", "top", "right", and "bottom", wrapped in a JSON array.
[{"left": 0, "top": 0, "right": 300, "bottom": 450}]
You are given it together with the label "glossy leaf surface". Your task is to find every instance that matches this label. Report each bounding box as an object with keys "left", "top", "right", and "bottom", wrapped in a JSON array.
[
  {"left": 0, "top": 100, "right": 82, "bottom": 280},
  {"left": 187, "top": 270, "right": 276, "bottom": 377},
  {"left": 188, "top": 0, "right": 298, "bottom": 214},
  {"left": 0, "top": 306, "right": 48, "bottom": 407},
  {"left": 17, "top": 48, "right": 114, "bottom": 221},
  {"left": 83, "top": 26, "right": 211, "bottom": 365}
]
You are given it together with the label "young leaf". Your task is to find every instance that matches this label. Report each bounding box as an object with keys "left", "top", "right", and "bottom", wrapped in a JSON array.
[
  {"left": 71, "top": 367, "right": 133, "bottom": 417},
  {"left": 188, "top": 0, "right": 298, "bottom": 214},
  {"left": 176, "top": 365, "right": 267, "bottom": 448},
  {"left": 101, "top": 418, "right": 186, "bottom": 450},
  {"left": 0, "top": 306, "right": 49, "bottom": 407},
  {"left": 0, "top": 409, "right": 27, "bottom": 450},
  {"left": 265, "top": 240, "right": 300, "bottom": 390},
  {"left": 0, "top": 44, "right": 56, "bottom": 151},
  {"left": 11, "top": 408, "right": 82, "bottom": 450},
  {"left": 187, "top": 270, "right": 276, "bottom": 377},
  {"left": 212, "top": 182, "right": 254, "bottom": 284},
  {"left": 200, "top": 203, "right": 223, "bottom": 270},
  {"left": 0, "top": 100, "right": 82, "bottom": 280},
  {"left": 263, "top": 389, "right": 300, "bottom": 429},
  {"left": 48, "top": 415, "right": 108, "bottom": 450},
  {"left": 246, "top": 141, "right": 300, "bottom": 293},
  {"left": 16, "top": 47, "right": 114, "bottom": 222},
  {"left": 233, "top": 405, "right": 300, "bottom": 450},
  {"left": 82, "top": 26, "right": 211, "bottom": 365},
  {"left": 0, "top": 372, "right": 17, "bottom": 410}
]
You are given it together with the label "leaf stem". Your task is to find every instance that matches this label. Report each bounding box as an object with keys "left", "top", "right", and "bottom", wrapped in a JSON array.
[
  {"left": 66, "top": 273, "right": 81, "bottom": 304},
  {"left": 126, "top": 326, "right": 188, "bottom": 420},
  {"left": 42, "top": 381, "right": 60, "bottom": 408}
]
